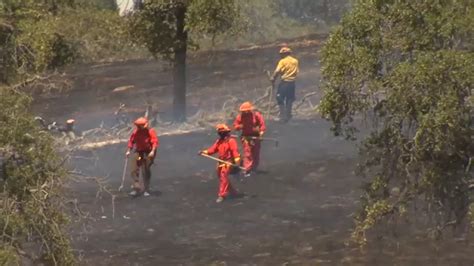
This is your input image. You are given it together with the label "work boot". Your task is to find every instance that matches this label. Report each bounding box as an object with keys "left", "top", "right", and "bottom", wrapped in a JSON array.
[
  {"left": 143, "top": 191, "right": 150, "bottom": 197},
  {"left": 277, "top": 104, "right": 286, "bottom": 122},
  {"left": 216, "top": 196, "right": 224, "bottom": 203},
  {"left": 129, "top": 190, "right": 138, "bottom": 196}
]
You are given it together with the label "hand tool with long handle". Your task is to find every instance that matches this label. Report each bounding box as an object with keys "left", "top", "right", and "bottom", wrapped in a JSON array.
[
  {"left": 231, "top": 134, "right": 279, "bottom": 147},
  {"left": 199, "top": 153, "right": 246, "bottom": 171},
  {"left": 118, "top": 157, "right": 128, "bottom": 191},
  {"left": 265, "top": 70, "right": 274, "bottom": 120}
]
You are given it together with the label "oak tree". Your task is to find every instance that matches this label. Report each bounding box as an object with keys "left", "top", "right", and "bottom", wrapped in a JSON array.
[
  {"left": 320, "top": 0, "right": 474, "bottom": 243},
  {"left": 129, "top": 0, "right": 241, "bottom": 121}
]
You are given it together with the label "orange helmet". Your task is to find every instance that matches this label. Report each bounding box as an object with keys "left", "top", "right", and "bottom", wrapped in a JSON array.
[
  {"left": 279, "top": 47, "right": 292, "bottom": 54},
  {"left": 215, "top": 123, "right": 231, "bottom": 132},
  {"left": 239, "top": 101, "right": 254, "bottom": 112},
  {"left": 134, "top": 117, "right": 148, "bottom": 126}
]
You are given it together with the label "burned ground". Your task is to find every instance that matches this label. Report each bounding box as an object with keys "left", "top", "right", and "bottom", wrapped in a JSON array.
[{"left": 32, "top": 37, "right": 474, "bottom": 265}]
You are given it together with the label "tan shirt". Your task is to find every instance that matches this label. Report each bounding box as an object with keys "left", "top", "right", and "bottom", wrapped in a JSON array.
[{"left": 275, "top": 55, "right": 299, "bottom": 81}]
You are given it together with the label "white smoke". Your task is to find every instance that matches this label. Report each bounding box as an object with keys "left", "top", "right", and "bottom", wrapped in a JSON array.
[{"left": 116, "top": 0, "right": 138, "bottom": 16}]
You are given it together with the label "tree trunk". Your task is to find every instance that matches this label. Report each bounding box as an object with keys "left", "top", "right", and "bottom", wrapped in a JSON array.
[{"left": 173, "top": 4, "right": 188, "bottom": 122}]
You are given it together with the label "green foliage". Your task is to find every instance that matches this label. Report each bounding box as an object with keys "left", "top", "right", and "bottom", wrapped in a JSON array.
[
  {"left": 320, "top": 0, "right": 474, "bottom": 242},
  {"left": 129, "top": 0, "right": 241, "bottom": 59},
  {"left": 187, "top": 0, "right": 242, "bottom": 41},
  {"left": 231, "top": 0, "right": 310, "bottom": 46},
  {"left": 128, "top": 0, "right": 182, "bottom": 59},
  {"left": 0, "top": 0, "right": 133, "bottom": 84},
  {"left": 0, "top": 246, "right": 19, "bottom": 266},
  {"left": 0, "top": 1, "right": 129, "bottom": 264},
  {"left": 128, "top": 0, "right": 242, "bottom": 121},
  {"left": 0, "top": 87, "right": 75, "bottom": 265},
  {"left": 51, "top": 8, "right": 134, "bottom": 62},
  {"left": 88, "top": 0, "right": 118, "bottom": 10},
  {"left": 277, "top": 0, "right": 350, "bottom": 24}
]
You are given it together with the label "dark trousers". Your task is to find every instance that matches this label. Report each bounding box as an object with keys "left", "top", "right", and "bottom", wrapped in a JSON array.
[
  {"left": 276, "top": 81, "right": 295, "bottom": 122},
  {"left": 131, "top": 151, "right": 154, "bottom": 192}
]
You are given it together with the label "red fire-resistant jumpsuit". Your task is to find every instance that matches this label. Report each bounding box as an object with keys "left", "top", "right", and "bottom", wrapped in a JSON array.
[
  {"left": 233, "top": 111, "right": 266, "bottom": 173},
  {"left": 127, "top": 127, "right": 159, "bottom": 192},
  {"left": 204, "top": 136, "right": 241, "bottom": 197}
]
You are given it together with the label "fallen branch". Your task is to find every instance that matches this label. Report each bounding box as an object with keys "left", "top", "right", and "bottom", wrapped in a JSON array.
[
  {"left": 254, "top": 86, "right": 272, "bottom": 106},
  {"left": 70, "top": 171, "right": 117, "bottom": 219},
  {"left": 295, "top": 91, "right": 318, "bottom": 110},
  {"left": 73, "top": 127, "right": 207, "bottom": 151}
]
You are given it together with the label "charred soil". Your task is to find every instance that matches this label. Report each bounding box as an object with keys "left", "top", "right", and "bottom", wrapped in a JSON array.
[{"left": 31, "top": 36, "right": 474, "bottom": 265}]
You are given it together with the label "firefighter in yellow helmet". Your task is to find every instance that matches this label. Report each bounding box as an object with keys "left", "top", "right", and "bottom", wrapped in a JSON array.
[{"left": 270, "top": 46, "right": 299, "bottom": 123}]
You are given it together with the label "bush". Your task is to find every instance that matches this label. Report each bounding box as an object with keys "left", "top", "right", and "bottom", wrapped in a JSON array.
[
  {"left": 0, "top": 2, "right": 137, "bottom": 84},
  {"left": 320, "top": 0, "right": 474, "bottom": 243},
  {"left": 0, "top": 87, "right": 75, "bottom": 265}
]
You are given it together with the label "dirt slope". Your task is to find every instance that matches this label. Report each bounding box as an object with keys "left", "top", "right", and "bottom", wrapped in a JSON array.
[
  {"left": 30, "top": 36, "right": 474, "bottom": 265},
  {"left": 70, "top": 120, "right": 474, "bottom": 266}
]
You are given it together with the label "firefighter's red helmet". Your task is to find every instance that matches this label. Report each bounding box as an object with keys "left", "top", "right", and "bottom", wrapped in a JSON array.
[
  {"left": 215, "top": 123, "right": 231, "bottom": 132},
  {"left": 134, "top": 117, "right": 148, "bottom": 126}
]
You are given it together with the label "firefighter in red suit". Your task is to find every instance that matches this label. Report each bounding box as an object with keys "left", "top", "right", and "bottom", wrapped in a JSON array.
[
  {"left": 200, "top": 124, "right": 241, "bottom": 203},
  {"left": 233, "top": 102, "right": 266, "bottom": 177},
  {"left": 126, "top": 117, "right": 159, "bottom": 196}
]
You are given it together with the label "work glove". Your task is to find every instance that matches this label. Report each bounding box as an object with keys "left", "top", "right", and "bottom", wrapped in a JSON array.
[
  {"left": 270, "top": 77, "right": 276, "bottom": 86},
  {"left": 259, "top": 131, "right": 264, "bottom": 138},
  {"left": 148, "top": 150, "right": 155, "bottom": 159},
  {"left": 125, "top": 150, "right": 131, "bottom": 158},
  {"left": 234, "top": 157, "right": 241, "bottom": 165},
  {"left": 199, "top": 150, "right": 208, "bottom": 155}
]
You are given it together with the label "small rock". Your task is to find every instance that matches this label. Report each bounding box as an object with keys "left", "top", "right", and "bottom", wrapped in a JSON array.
[
  {"left": 112, "top": 85, "right": 134, "bottom": 93},
  {"left": 317, "top": 166, "right": 327, "bottom": 173},
  {"left": 253, "top": 253, "right": 271, "bottom": 258}
]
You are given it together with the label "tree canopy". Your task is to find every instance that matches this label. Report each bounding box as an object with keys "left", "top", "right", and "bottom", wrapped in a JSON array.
[
  {"left": 320, "top": 0, "right": 474, "bottom": 243},
  {"left": 0, "top": 87, "right": 76, "bottom": 265},
  {"left": 0, "top": 0, "right": 131, "bottom": 84},
  {"left": 0, "top": 1, "right": 127, "bottom": 264},
  {"left": 129, "top": 0, "right": 242, "bottom": 121}
]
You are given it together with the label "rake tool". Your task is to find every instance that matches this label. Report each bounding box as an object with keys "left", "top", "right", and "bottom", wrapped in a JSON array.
[
  {"left": 118, "top": 157, "right": 128, "bottom": 191},
  {"left": 231, "top": 135, "right": 279, "bottom": 147},
  {"left": 199, "top": 153, "right": 246, "bottom": 171}
]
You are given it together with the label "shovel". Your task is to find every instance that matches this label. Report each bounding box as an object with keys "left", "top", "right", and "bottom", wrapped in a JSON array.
[
  {"left": 118, "top": 157, "right": 128, "bottom": 191},
  {"left": 265, "top": 70, "right": 275, "bottom": 120},
  {"left": 231, "top": 134, "right": 279, "bottom": 147},
  {"left": 199, "top": 153, "right": 246, "bottom": 171}
]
